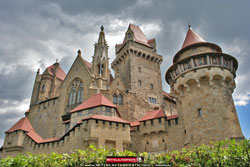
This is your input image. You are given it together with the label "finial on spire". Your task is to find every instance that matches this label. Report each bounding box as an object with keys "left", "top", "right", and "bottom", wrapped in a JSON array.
[
  {"left": 56, "top": 59, "right": 58, "bottom": 63},
  {"left": 101, "top": 25, "right": 104, "bottom": 32},
  {"left": 77, "top": 49, "right": 81, "bottom": 56},
  {"left": 188, "top": 22, "right": 191, "bottom": 28}
]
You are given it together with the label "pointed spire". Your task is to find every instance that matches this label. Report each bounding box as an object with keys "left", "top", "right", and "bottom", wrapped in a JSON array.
[
  {"left": 77, "top": 49, "right": 81, "bottom": 56},
  {"left": 182, "top": 27, "right": 206, "bottom": 49},
  {"left": 98, "top": 25, "right": 107, "bottom": 46}
]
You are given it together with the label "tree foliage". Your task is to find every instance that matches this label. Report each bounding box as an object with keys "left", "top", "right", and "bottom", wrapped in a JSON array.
[{"left": 0, "top": 139, "right": 249, "bottom": 167}]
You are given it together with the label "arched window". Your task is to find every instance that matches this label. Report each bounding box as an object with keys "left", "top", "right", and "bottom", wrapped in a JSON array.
[
  {"left": 41, "top": 84, "right": 46, "bottom": 92},
  {"left": 72, "top": 91, "right": 76, "bottom": 105},
  {"left": 99, "top": 64, "right": 104, "bottom": 75},
  {"left": 113, "top": 94, "right": 117, "bottom": 104},
  {"left": 118, "top": 94, "right": 123, "bottom": 105},
  {"left": 68, "top": 91, "right": 73, "bottom": 105},
  {"left": 68, "top": 79, "right": 83, "bottom": 106}
]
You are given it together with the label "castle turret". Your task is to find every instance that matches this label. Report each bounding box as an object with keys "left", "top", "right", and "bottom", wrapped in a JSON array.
[
  {"left": 90, "top": 26, "right": 111, "bottom": 91},
  {"left": 165, "top": 26, "right": 244, "bottom": 146}
]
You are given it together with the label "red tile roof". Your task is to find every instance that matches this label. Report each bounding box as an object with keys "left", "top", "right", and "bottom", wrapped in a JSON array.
[
  {"left": 6, "top": 117, "right": 59, "bottom": 143},
  {"left": 46, "top": 63, "right": 66, "bottom": 80},
  {"left": 82, "top": 59, "right": 92, "bottom": 69},
  {"left": 182, "top": 27, "right": 206, "bottom": 49},
  {"left": 70, "top": 93, "right": 116, "bottom": 113},
  {"left": 167, "top": 114, "right": 178, "bottom": 120},
  {"left": 116, "top": 24, "right": 154, "bottom": 52},
  {"left": 82, "top": 114, "right": 129, "bottom": 124},
  {"left": 139, "top": 109, "right": 166, "bottom": 121},
  {"left": 6, "top": 117, "right": 33, "bottom": 133},
  {"left": 130, "top": 121, "right": 140, "bottom": 127}
]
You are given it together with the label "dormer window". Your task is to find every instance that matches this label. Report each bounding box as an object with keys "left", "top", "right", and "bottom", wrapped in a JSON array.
[{"left": 127, "top": 32, "right": 132, "bottom": 39}]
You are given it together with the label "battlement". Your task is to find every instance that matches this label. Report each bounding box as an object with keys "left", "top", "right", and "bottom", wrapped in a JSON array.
[{"left": 166, "top": 53, "right": 237, "bottom": 86}]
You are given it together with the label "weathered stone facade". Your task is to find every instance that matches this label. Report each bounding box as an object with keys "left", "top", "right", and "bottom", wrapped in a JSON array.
[{"left": 0, "top": 24, "right": 244, "bottom": 158}]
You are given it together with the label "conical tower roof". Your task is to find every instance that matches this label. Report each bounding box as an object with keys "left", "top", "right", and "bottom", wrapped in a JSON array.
[{"left": 182, "top": 27, "right": 206, "bottom": 49}]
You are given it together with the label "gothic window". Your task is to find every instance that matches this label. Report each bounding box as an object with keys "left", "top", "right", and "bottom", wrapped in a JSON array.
[
  {"left": 68, "top": 79, "right": 83, "bottom": 106},
  {"left": 72, "top": 91, "right": 76, "bottom": 105},
  {"left": 113, "top": 94, "right": 117, "bottom": 104},
  {"left": 77, "top": 87, "right": 83, "bottom": 104},
  {"left": 118, "top": 94, "right": 123, "bottom": 105},
  {"left": 41, "top": 84, "right": 46, "bottom": 92},
  {"left": 99, "top": 64, "right": 104, "bottom": 75},
  {"left": 68, "top": 91, "right": 73, "bottom": 105}
]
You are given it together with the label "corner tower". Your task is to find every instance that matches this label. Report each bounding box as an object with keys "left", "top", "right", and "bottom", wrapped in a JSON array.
[{"left": 165, "top": 26, "right": 244, "bottom": 146}]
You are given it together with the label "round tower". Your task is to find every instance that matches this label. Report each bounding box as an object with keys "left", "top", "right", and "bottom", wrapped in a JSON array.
[{"left": 165, "top": 27, "right": 244, "bottom": 146}]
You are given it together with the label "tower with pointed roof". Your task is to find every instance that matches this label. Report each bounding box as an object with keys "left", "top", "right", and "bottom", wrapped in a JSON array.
[
  {"left": 112, "top": 24, "right": 164, "bottom": 121},
  {"left": 165, "top": 26, "right": 244, "bottom": 146}
]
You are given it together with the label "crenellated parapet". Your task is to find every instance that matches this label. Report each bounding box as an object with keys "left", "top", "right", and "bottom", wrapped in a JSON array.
[
  {"left": 111, "top": 47, "right": 162, "bottom": 70},
  {"left": 166, "top": 53, "right": 237, "bottom": 87}
]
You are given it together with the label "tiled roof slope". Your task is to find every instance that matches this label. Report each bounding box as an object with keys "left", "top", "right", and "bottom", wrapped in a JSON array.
[
  {"left": 6, "top": 117, "right": 59, "bottom": 143},
  {"left": 115, "top": 24, "right": 154, "bottom": 51},
  {"left": 71, "top": 93, "right": 116, "bottom": 113},
  {"left": 139, "top": 109, "right": 166, "bottom": 121},
  {"left": 82, "top": 114, "right": 129, "bottom": 124},
  {"left": 6, "top": 117, "right": 33, "bottom": 133},
  {"left": 182, "top": 27, "right": 206, "bottom": 49},
  {"left": 46, "top": 64, "right": 66, "bottom": 80}
]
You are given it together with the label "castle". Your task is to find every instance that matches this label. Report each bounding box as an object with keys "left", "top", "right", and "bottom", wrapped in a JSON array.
[{"left": 0, "top": 24, "right": 244, "bottom": 157}]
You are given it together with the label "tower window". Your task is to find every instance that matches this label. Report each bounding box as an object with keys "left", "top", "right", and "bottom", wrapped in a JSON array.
[
  {"left": 99, "top": 64, "right": 104, "bottom": 75},
  {"left": 41, "top": 84, "right": 46, "bottom": 92},
  {"left": 150, "top": 84, "right": 154, "bottom": 89},
  {"left": 168, "top": 120, "right": 171, "bottom": 126},
  {"left": 138, "top": 67, "right": 141, "bottom": 72},
  {"left": 113, "top": 94, "right": 117, "bottom": 104},
  {"left": 138, "top": 80, "right": 142, "bottom": 86},
  {"left": 198, "top": 108, "right": 202, "bottom": 117},
  {"left": 118, "top": 94, "right": 123, "bottom": 105},
  {"left": 158, "top": 118, "right": 161, "bottom": 123},
  {"left": 151, "top": 120, "right": 154, "bottom": 125},
  {"left": 175, "top": 118, "right": 178, "bottom": 125}
]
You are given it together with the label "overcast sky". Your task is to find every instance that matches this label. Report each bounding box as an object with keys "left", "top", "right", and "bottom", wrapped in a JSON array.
[{"left": 0, "top": 0, "right": 250, "bottom": 146}]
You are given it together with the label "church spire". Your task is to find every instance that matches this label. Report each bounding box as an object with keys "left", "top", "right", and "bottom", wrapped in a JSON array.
[{"left": 97, "top": 25, "right": 107, "bottom": 47}]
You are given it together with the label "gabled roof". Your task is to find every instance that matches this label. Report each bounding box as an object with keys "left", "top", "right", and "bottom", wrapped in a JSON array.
[
  {"left": 82, "top": 114, "right": 129, "bottom": 124},
  {"left": 181, "top": 27, "right": 206, "bottom": 49},
  {"left": 139, "top": 109, "right": 166, "bottom": 121},
  {"left": 6, "top": 117, "right": 33, "bottom": 133},
  {"left": 70, "top": 93, "right": 116, "bottom": 113},
  {"left": 45, "top": 63, "right": 66, "bottom": 80},
  {"left": 115, "top": 24, "right": 154, "bottom": 52}
]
